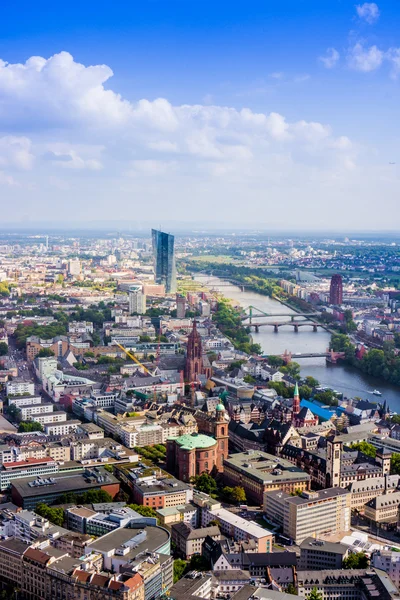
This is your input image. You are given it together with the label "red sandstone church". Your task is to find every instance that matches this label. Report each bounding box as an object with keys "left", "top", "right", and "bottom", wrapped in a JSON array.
[{"left": 184, "top": 320, "right": 212, "bottom": 383}]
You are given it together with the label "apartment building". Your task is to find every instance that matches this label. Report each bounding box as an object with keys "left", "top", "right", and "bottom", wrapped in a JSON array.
[
  {"left": 372, "top": 550, "right": 400, "bottom": 589},
  {"left": 7, "top": 380, "right": 35, "bottom": 396},
  {"left": 32, "top": 410, "right": 68, "bottom": 425},
  {"left": 20, "top": 403, "right": 54, "bottom": 421},
  {"left": 44, "top": 420, "right": 80, "bottom": 436},
  {"left": 118, "top": 423, "right": 164, "bottom": 448},
  {"left": 8, "top": 395, "right": 42, "bottom": 408},
  {"left": 264, "top": 488, "right": 351, "bottom": 544}
]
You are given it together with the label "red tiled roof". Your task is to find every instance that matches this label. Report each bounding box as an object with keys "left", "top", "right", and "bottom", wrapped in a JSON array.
[
  {"left": 23, "top": 547, "right": 51, "bottom": 565},
  {"left": 73, "top": 569, "right": 92, "bottom": 583},
  {"left": 91, "top": 574, "right": 109, "bottom": 587},
  {"left": 108, "top": 580, "right": 124, "bottom": 591},
  {"left": 124, "top": 574, "right": 143, "bottom": 590}
]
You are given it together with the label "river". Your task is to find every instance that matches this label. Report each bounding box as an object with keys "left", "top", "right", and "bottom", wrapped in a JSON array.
[{"left": 194, "top": 275, "right": 400, "bottom": 412}]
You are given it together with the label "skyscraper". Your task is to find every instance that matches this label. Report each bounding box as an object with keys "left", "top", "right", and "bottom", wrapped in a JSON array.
[
  {"left": 129, "top": 285, "right": 146, "bottom": 315},
  {"left": 176, "top": 294, "right": 186, "bottom": 318},
  {"left": 329, "top": 274, "right": 343, "bottom": 306},
  {"left": 151, "top": 229, "right": 177, "bottom": 294}
]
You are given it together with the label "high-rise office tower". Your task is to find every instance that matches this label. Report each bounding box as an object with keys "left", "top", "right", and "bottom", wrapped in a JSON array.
[
  {"left": 176, "top": 294, "right": 186, "bottom": 318},
  {"left": 68, "top": 258, "right": 81, "bottom": 277},
  {"left": 151, "top": 229, "right": 177, "bottom": 294},
  {"left": 129, "top": 285, "right": 146, "bottom": 315},
  {"left": 329, "top": 274, "right": 343, "bottom": 305}
]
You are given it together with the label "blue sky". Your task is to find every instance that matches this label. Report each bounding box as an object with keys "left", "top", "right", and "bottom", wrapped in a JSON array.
[{"left": 0, "top": 0, "right": 399, "bottom": 229}]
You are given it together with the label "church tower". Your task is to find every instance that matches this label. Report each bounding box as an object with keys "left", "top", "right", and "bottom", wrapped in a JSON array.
[
  {"left": 185, "top": 319, "right": 204, "bottom": 383},
  {"left": 292, "top": 381, "right": 300, "bottom": 420},
  {"left": 326, "top": 436, "right": 342, "bottom": 488},
  {"left": 214, "top": 402, "right": 229, "bottom": 472}
]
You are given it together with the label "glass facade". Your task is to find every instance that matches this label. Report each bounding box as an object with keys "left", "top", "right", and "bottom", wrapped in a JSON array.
[{"left": 151, "top": 229, "right": 176, "bottom": 293}]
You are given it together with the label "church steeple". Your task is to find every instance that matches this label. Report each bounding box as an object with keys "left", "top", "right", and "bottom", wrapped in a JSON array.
[
  {"left": 185, "top": 319, "right": 204, "bottom": 382},
  {"left": 292, "top": 381, "right": 300, "bottom": 417}
]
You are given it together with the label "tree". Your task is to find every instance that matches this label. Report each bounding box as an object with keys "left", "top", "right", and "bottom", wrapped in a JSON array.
[
  {"left": 189, "top": 555, "right": 211, "bottom": 571},
  {"left": 127, "top": 504, "right": 157, "bottom": 518},
  {"left": 243, "top": 374, "right": 256, "bottom": 384},
  {"left": 351, "top": 442, "right": 377, "bottom": 458},
  {"left": 37, "top": 348, "right": 55, "bottom": 357},
  {"left": 286, "top": 583, "right": 297, "bottom": 595},
  {"left": 280, "top": 361, "right": 301, "bottom": 380},
  {"left": 305, "top": 376, "right": 319, "bottom": 388},
  {"left": 6, "top": 403, "right": 21, "bottom": 421},
  {"left": 308, "top": 589, "right": 323, "bottom": 600},
  {"left": 103, "top": 464, "right": 113, "bottom": 473},
  {"left": 35, "top": 503, "right": 64, "bottom": 526},
  {"left": 190, "top": 472, "right": 217, "bottom": 495},
  {"left": 343, "top": 552, "right": 369, "bottom": 569},
  {"left": 222, "top": 486, "right": 234, "bottom": 500},
  {"left": 268, "top": 355, "right": 285, "bottom": 367},
  {"left": 391, "top": 453, "right": 400, "bottom": 475},
  {"left": 173, "top": 559, "right": 187, "bottom": 583},
  {"left": 231, "top": 486, "right": 247, "bottom": 503},
  {"left": 299, "top": 385, "right": 312, "bottom": 400},
  {"left": 18, "top": 421, "right": 43, "bottom": 433},
  {"left": 0, "top": 342, "right": 8, "bottom": 356}
]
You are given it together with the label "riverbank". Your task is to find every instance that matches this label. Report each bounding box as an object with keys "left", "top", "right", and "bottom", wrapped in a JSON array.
[{"left": 194, "top": 274, "right": 400, "bottom": 410}]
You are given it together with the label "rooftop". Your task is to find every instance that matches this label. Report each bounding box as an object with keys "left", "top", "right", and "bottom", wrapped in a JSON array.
[
  {"left": 171, "top": 432, "right": 217, "bottom": 450},
  {"left": 87, "top": 524, "right": 169, "bottom": 558},
  {"left": 224, "top": 450, "right": 310, "bottom": 484},
  {"left": 11, "top": 468, "right": 119, "bottom": 499}
]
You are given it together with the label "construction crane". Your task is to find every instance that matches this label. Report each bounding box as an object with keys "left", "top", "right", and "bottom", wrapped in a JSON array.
[{"left": 114, "top": 341, "right": 155, "bottom": 376}]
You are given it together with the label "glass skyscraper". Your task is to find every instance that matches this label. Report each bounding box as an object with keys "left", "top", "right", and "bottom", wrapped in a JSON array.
[{"left": 151, "top": 229, "right": 177, "bottom": 293}]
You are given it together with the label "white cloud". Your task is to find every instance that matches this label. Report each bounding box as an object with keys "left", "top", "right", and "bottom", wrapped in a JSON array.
[
  {"left": 270, "top": 72, "right": 284, "bottom": 80},
  {"left": 348, "top": 42, "right": 384, "bottom": 71},
  {"left": 386, "top": 47, "right": 400, "bottom": 78},
  {"left": 147, "top": 140, "right": 179, "bottom": 153},
  {"left": 0, "top": 51, "right": 363, "bottom": 225},
  {"left": 0, "top": 171, "right": 17, "bottom": 186},
  {"left": 0, "top": 136, "right": 34, "bottom": 170},
  {"left": 128, "top": 160, "right": 177, "bottom": 176},
  {"left": 319, "top": 48, "right": 340, "bottom": 69},
  {"left": 356, "top": 3, "right": 380, "bottom": 24},
  {"left": 45, "top": 150, "right": 103, "bottom": 170}
]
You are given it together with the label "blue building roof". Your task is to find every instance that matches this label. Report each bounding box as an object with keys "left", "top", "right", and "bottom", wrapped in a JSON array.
[{"left": 300, "top": 399, "right": 335, "bottom": 421}]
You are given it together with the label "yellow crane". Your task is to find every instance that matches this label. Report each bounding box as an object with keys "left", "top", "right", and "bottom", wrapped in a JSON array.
[{"left": 114, "top": 341, "right": 155, "bottom": 376}]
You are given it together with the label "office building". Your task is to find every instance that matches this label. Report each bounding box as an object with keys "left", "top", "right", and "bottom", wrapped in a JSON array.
[
  {"left": 129, "top": 285, "right": 146, "bottom": 315},
  {"left": 223, "top": 450, "right": 310, "bottom": 504},
  {"left": 171, "top": 522, "right": 220, "bottom": 559},
  {"left": 264, "top": 488, "right": 351, "bottom": 544},
  {"left": 297, "top": 569, "right": 397, "bottom": 600},
  {"left": 299, "top": 538, "right": 349, "bottom": 570},
  {"left": 11, "top": 468, "right": 120, "bottom": 509},
  {"left": 68, "top": 258, "right": 81, "bottom": 277},
  {"left": 176, "top": 294, "right": 186, "bottom": 318},
  {"left": 132, "top": 475, "right": 193, "bottom": 509},
  {"left": 151, "top": 229, "right": 176, "bottom": 294},
  {"left": 329, "top": 274, "right": 343, "bottom": 305}
]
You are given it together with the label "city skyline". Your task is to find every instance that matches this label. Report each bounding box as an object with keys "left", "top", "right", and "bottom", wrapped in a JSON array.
[{"left": 1, "top": 0, "right": 400, "bottom": 229}]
